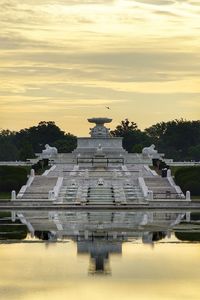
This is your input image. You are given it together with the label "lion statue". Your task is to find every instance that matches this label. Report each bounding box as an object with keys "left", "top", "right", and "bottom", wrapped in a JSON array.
[
  {"left": 42, "top": 144, "right": 58, "bottom": 158},
  {"left": 142, "top": 144, "right": 158, "bottom": 157}
]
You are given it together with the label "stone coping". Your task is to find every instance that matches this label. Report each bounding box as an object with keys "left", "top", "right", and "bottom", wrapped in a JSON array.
[{"left": 0, "top": 200, "right": 200, "bottom": 210}]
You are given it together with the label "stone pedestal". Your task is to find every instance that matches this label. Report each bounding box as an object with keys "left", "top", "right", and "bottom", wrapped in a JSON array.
[
  {"left": 74, "top": 137, "right": 126, "bottom": 156},
  {"left": 73, "top": 117, "right": 126, "bottom": 157}
]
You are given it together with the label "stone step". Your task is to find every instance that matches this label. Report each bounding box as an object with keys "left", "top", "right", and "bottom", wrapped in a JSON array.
[
  {"left": 88, "top": 188, "right": 113, "bottom": 191},
  {"left": 87, "top": 200, "right": 114, "bottom": 204},
  {"left": 87, "top": 195, "right": 114, "bottom": 199},
  {"left": 88, "top": 193, "right": 113, "bottom": 197}
]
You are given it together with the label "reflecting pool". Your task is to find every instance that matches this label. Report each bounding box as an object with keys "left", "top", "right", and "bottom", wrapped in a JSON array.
[{"left": 0, "top": 210, "right": 200, "bottom": 300}]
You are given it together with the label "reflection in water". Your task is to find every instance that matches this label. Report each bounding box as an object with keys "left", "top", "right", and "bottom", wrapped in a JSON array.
[
  {"left": 0, "top": 210, "right": 200, "bottom": 300},
  {"left": 1, "top": 210, "right": 200, "bottom": 275},
  {"left": 78, "top": 240, "right": 121, "bottom": 275}
]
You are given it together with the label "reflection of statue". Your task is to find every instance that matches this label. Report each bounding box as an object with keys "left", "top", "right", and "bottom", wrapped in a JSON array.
[
  {"left": 42, "top": 144, "right": 58, "bottom": 158},
  {"left": 77, "top": 240, "right": 122, "bottom": 275},
  {"left": 97, "top": 178, "right": 104, "bottom": 186},
  {"left": 142, "top": 144, "right": 158, "bottom": 156}
]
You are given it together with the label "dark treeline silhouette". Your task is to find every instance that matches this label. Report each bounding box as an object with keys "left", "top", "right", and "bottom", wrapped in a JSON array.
[
  {"left": 0, "top": 119, "right": 200, "bottom": 161},
  {"left": 0, "top": 121, "right": 77, "bottom": 161},
  {"left": 111, "top": 118, "right": 200, "bottom": 161}
]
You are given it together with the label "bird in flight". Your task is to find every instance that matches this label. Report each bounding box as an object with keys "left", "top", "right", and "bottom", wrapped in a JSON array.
[{"left": 105, "top": 106, "right": 110, "bottom": 110}]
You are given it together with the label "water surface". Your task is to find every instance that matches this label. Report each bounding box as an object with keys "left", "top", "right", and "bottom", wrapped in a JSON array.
[{"left": 0, "top": 210, "right": 200, "bottom": 300}]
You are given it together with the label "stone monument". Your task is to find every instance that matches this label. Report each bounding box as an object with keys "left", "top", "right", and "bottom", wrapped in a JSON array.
[
  {"left": 88, "top": 117, "right": 112, "bottom": 138},
  {"left": 74, "top": 117, "right": 126, "bottom": 157}
]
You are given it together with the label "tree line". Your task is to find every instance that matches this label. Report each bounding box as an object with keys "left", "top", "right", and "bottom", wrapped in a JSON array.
[
  {"left": 0, "top": 119, "right": 200, "bottom": 161},
  {"left": 0, "top": 121, "right": 77, "bottom": 161}
]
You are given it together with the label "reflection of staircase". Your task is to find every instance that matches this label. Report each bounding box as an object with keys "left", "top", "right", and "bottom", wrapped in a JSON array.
[
  {"left": 87, "top": 211, "right": 114, "bottom": 223},
  {"left": 87, "top": 187, "right": 114, "bottom": 205}
]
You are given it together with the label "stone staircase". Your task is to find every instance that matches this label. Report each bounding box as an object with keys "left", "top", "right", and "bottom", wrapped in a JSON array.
[
  {"left": 144, "top": 177, "right": 179, "bottom": 199},
  {"left": 87, "top": 187, "right": 115, "bottom": 205},
  {"left": 20, "top": 176, "right": 57, "bottom": 200}
]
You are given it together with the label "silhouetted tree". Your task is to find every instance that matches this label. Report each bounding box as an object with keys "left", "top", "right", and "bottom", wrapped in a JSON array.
[
  {"left": 145, "top": 119, "right": 200, "bottom": 160},
  {"left": 111, "top": 119, "right": 151, "bottom": 152},
  {"left": 19, "top": 143, "right": 35, "bottom": 161},
  {"left": 53, "top": 134, "right": 77, "bottom": 153},
  {"left": 0, "top": 140, "right": 18, "bottom": 161},
  {"left": 15, "top": 121, "right": 66, "bottom": 152}
]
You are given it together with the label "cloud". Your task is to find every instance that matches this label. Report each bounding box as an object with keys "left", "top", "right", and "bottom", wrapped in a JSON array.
[
  {"left": 0, "top": 0, "right": 199, "bottom": 133},
  {"left": 133, "top": 0, "right": 175, "bottom": 5},
  {"left": 0, "top": 46, "right": 200, "bottom": 87},
  {"left": 4, "top": 49, "right": 199, "bottom": 73},
  {"left": 153, "top": 10, "right": 178, "bottom": 17}
]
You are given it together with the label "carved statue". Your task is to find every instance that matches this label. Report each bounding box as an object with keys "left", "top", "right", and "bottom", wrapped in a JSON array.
[
  {"left": 95, "top": 144, "right": 105, "bottom": 157},
  {"left": 42, "top": 144, "right": 58, "bottom": 158},
  {"left": 142, "top": 144, "right": 158, "bottom": 157}
]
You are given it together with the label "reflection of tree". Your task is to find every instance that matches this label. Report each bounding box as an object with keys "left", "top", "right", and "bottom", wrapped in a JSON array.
[
  {"left": 34, "top": 231, "right": 52, "bottom": 241},
  {"left": 152, "top": 232, "right": 167, "bottom": 242},
  {"left": 175, "top": 232, "right": 200, "bottom": 242},
  {"left": 0, "top": 214, "right": 28, "bottom": 240}
]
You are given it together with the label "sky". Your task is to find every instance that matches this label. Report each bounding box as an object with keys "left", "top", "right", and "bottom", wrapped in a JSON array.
[{"left": 0, "top": 0, "right": 199, "bottom": 136}]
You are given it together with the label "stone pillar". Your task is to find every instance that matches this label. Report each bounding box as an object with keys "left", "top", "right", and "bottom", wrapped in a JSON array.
[
  {"left": 30, "top": 169, "right": 35, "bottom": 177},
  {"left": 186, "top": 212, "right": 191, "bottom": 222},
  {"left": 48, "top": 190, "right": 54, "bottom": 200},
  {"left": 186, "top": 191, "right": 191, "bottom": 201},
  {"left": 11, "top": 190, "right": 16, "bottom": 201},
  {"left": 51, "top": 191, "right": 55, "bottom": 200},
  {"left": 167, "top": 169, "right": 171, "bottom": 177},
  {"left": 84, "top": 230, "right": 89, "bottom": 240},
  {"left": 113, "top": 232, "right": 117, "bottom": 239},
  {"left": 148, "top": 190, "right": 154, "bottom": 201},
  {"left": 84, "top": 169, "right": 89, "bottom": 179},
  {"left": 11, "top": 211, "right": 16, "bottom": 222}
]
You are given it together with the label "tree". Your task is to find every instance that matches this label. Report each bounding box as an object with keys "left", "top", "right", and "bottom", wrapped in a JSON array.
[
  {"left": 0, "top": 121, "right": 76, "bottom": 161},
  {"left": 188, "top": 144, "right": 200, "bottom": 161},
  {"left": 0, "top": 140, "right": 19, "bottom": 161},
  {"left": 111, "top": 119, "right": 138, "bottom": 136},
  {"left": 15, "top": 121, "right": 66, "bottom": 152},
  {"left": 111, "top": 119, "right": 151, "bottom": 152},
  {"left": 53, "top": 134, "right": 77, "bottom": 153},
  {"left": 145, "top": 119, "right": 200, "bottom": 160},
  {"left": 19, "top": 143, "right": 35, "bottom": 161},
  {"left": 132, "top": 144, "right": 143, "bottom": 153},
  {"left": 174, "top": 166, "right": 200, "bottom": 196},
  {"left": 144, "top": 122, "right": 167, "bottom": 143}
]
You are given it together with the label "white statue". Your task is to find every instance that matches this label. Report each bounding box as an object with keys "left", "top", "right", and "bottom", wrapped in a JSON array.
[
  {"left": 42, "top": 144, "right": 58, "bottom": 158},
  {"left": 142, "top": 144, "right": 158, "bottom": 157},
  {"left": 95, "top": 144, "right": 105, "bottom": 157}
]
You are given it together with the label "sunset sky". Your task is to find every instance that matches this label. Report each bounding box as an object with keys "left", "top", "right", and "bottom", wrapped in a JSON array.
[{"left": 0, "top": 0, "right": 199, "bottom": 136}]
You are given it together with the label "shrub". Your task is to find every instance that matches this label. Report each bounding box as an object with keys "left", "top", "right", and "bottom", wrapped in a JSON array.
[
  {"left": 175, "top": 167, "right": 200, "bottom": 196},
  {"left": 0, "top": 166, "right": 29, "bottom": 193}
]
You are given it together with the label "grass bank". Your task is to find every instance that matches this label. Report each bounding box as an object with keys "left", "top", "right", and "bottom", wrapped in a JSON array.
[{"left": 0, "top": 192, "right": 10, "bottom": 200}]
